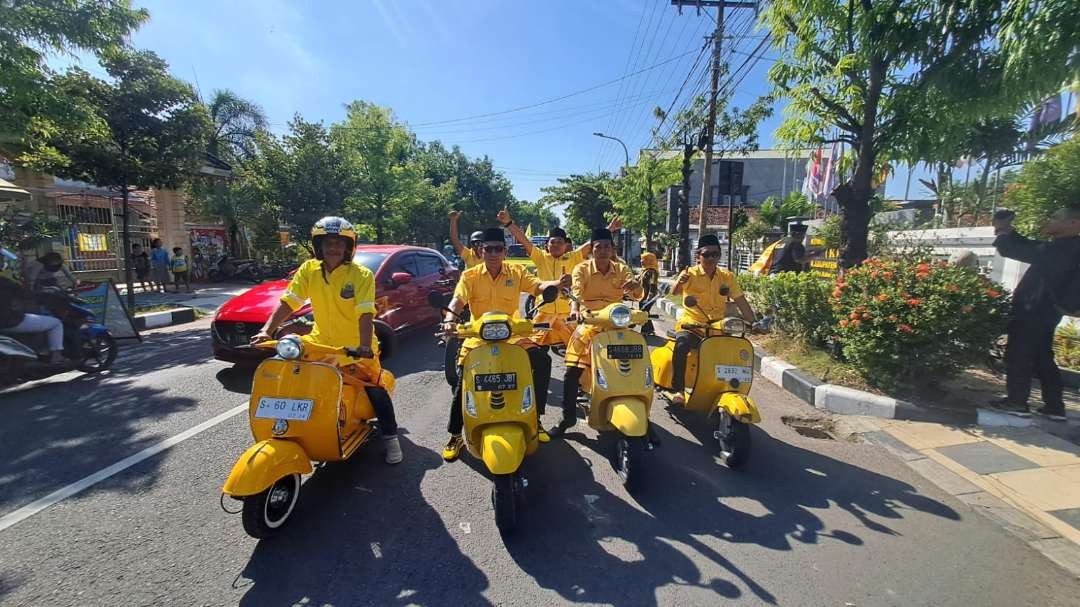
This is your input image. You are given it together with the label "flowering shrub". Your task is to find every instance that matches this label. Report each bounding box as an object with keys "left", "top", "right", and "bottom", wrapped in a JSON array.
[
  {"left": 740, "top": 272, "right": 836, "bottom": 346},
  {"left": 831, "top": 258, "right": 1011, "bottom": 388}
]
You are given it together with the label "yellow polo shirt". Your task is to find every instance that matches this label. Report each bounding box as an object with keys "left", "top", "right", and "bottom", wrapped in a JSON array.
[
  {"left": 460, "top": 248, "right": 482, "bottom": 268},
  {"left": 571, "top": 258, "right": 643, "bottom": 311},
  {"left": 281, "top": 258, "right": 378, "bottom": 349},
  {"left": 677, "top": 264, "right": 742, "bottom": 328},
  {"left": 529, "top": 247, "right": 585, "bottom": 314},
  {"left": 453, "top": 262, "right": 542, "bottom": 317}
]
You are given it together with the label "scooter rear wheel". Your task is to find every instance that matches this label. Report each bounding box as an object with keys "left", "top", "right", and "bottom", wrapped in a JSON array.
[
  {"left": 78, "top": 333, "right": 117, "bottom": 373},
  {"left": 715, "top": 411, "right": 751, "bottom": 469},
  {"left": 491, "top": 474, "right": 517, "bottom": 535},
  {"left": 615, "top": 436, "right": 646, "bottom": 492},
  {"left": 241, "top": 473, "right": 301, "bottom": 539}
]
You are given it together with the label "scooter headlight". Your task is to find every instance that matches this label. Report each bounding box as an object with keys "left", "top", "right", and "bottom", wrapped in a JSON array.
[
  {"left": 610, "top": 305, "right": 632, "bottom": 328},
  {"left": 464, "top": 391, "right": 478, "bottom": 417},
  {"left": 721, "top": 318, "right": 746, "bottom": 335},
  {"left": 480, "top": 321, "right": 511, "bottom": 341},
  {"left": 520, "top": 385, "right": 534, "bottom": 414},
  {"left": 596, "top": 366, "right": 608, "bottom": 390},
  {"left": 276, "top": 335, "right": 303, "bottom": 360}
]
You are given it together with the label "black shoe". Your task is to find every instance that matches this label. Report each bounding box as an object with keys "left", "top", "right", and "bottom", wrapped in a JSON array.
[
  {"left": 548, "top": 418, "right": 576, "bottom": 437},
  {"left": 987, "top": 398, "right": 1031, "bottom": 417},
  {"left": 1033, "top": 405, "right": 1067, "bottom": 422}
]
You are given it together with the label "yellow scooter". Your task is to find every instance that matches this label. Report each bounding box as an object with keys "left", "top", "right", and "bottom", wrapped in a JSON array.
[
  {"left": 564, "top": 292, "right": 656, "bottom": 490},
  {"left": 650, "top": 295, "right": 760, "bottom": 468},
  {"left": 222, "top": 336, "right": 394, "bottom": 538},
  {"left": 429, "top": 287, "right": 556, "bottom": 534}
]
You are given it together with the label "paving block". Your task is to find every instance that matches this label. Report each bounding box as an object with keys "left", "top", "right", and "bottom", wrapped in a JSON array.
[
  {"left": 781, "top": 368, "right": 821, "bottom": 406},
  {"left": 760, "top": 356, "right": 795, "bottom": 386},
  {"left": 1029, "top": 538, "right": 1080, "bottom": 578},
  {"left": 977, "top": 408, "right": 1035, "bottom": 428},
  {"left": 862, "top": 429, "right": 927, "bottom": 462},
  {"left": 977, "top": 429, "right": 1080, "bottom": 468},
  {"left": 958, "top": 491, "right": 1062, "bottom": 542},
  {"left": 884, "top": 421, "right": 982, "bottom": 451},
  {"left": 991, "top": 467, "right": 1080, "bottom": 511},
  {"left": 1050, "top": 507, "right": 1080, "bottom": 533},
  {"left": 937, "top": 441, "right": 1040, "bottom": 475},
  {"left": 814, "top": 384, "right": 897, "bottom": 418},
  {"left": 907, "top": 457, "right": 983, "bottom": 496}
]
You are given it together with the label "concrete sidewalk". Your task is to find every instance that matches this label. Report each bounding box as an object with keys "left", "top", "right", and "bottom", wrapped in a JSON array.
[{"left": 120, "top": 283, "right": 254, "bottom": 313}]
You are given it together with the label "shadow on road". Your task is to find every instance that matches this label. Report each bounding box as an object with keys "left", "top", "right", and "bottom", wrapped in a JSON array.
[{"left": 236, "top": 435, "right": 490, "bottom": 606}]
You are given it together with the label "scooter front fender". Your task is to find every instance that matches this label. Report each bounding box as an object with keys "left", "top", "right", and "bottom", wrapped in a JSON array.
[
  {"left": 479, "top": 424, "right": 527, "bottom": 476},
  {"left": 717, "top": 392, "right": 761, "bottom": 424},
  {"left": 223, "top": 439, "right": 313, "bottom": 497},
  {"left": 607, "top": 398, "right": 649, "bottom": 437}
]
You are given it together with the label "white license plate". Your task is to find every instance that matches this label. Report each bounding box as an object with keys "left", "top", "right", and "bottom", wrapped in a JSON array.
[
  {"left": 255, "top": 397, "right": 314, "bottom": 421},
  {"left": 715, "top": 365, "right": 753, "bottom": 383}
]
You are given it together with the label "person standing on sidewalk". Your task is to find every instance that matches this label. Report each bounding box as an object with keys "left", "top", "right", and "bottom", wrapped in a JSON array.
[
  {"left": 989, "top": 207, "right": 1080, "bottom": 421},
  {"left": 149, "top": 239, "right": 171, "bottom": 293}
]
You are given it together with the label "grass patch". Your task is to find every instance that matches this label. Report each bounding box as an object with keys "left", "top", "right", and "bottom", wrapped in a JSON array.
[{"left": 753, "top": 335, "right": 880, "bottom": 395}]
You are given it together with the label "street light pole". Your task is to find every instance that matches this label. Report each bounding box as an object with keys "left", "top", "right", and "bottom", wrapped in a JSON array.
[{"left": 593, "top": 132, "right": 632, "bottom": 258}]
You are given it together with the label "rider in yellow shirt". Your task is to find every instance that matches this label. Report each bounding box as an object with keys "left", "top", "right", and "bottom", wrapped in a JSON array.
[
  {"left": 500, "top": 208, "right": 622, "bottom": 347},
  {"left": 252, "top": 217, "right": 402, "bottom": 465},
  {"left": 448, "top": 210, "right": 485, "bottom": 268},
  {"left": 550, "top": 227, "right": 643, "bottom": 436},
  {"left": 438, "top": 227, "right": 569, "bottom": 461},
  {"left": 665, "top": 234, "right": 756, "bottom": 405}
]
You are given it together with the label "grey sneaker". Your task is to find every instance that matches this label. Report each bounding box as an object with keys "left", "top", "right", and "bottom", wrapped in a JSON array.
[
  {"left": 1033, "top": 405, "right": 1067, "bottom": 422},
  {"left": 988, "top": 398, "right": 1031, "bottom": 417},
  {"left": 384, "top": 436, "right": 403, "bottom": 465}
]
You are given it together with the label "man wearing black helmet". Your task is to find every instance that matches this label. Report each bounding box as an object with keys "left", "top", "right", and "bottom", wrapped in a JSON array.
[
  {"left": 448, "top": 210, "right": 486, "bottom": 268},
  {"left": 768, "top": 222, "right": 812, "bottom": 274},
  {"left": 252, "top": 216, "right": 403, "bottom": 465}
]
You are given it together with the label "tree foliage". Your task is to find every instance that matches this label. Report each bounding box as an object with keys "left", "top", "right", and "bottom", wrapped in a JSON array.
[
  {"left": 606, "top": 153, "right": 680, "bottom": 245},
  {"left": 1005, "top": 135, "right": 1080, "bottom": 234},
  {"left": 758, "top": 191, "right": 814, "bottom": 229},
  {"left": 539, "top": 173, "right": 616, "bottom": 244}
]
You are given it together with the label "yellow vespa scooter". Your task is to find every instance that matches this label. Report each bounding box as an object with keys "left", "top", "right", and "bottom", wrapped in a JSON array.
[
  {"left": 429, "top": 287, "right": 556, "bottom": 534},
  {"left": 651, "top": 295, "right": 760, "bottom": 468},
  {"left": 222, "top": 336, "right": 394, "bottom": 538},
  {"left": 564, "top": 291, "right": 656, "bottom": 490}
]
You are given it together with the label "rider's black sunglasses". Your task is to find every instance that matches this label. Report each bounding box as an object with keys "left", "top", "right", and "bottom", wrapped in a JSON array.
[
  {"left": 483, "top": 245, "right": 505, "bottom": 254},
  {"left": 699, "top": 250, "right": 721, "bottom": 258}
]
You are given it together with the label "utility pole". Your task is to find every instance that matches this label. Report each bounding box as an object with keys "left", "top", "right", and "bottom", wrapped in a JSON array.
[
  {"left": 671, "top": 1, "right": 757, "bottom": 259},
  {"left": 679, "top": 139, "right": 694, "bottom": 270}
]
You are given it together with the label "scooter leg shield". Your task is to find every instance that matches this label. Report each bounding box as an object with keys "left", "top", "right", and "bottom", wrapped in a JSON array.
[
  {"left": 717, "top": 392, "right": 761, "bottom": 424},
  {"left": 606, "top": 399, "right": 649, "bottom": 437},
  {"left": 223, "top": 439, "right": 313, "bottom": 497},
  {"left": 479, "top": 424, "right": 527, "bottom": 476}
]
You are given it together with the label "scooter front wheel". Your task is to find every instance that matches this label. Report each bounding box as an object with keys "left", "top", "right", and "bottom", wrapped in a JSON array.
[
  {"left": 491, "top": 474, "right": 517, "bottom": 535},
  {"left": 241, "top": 473, "right": 301, "bottom": 539},
  {"left": 615, "top": 436, "right": 646, "bottom": 492},
  {"left": 715, "top": 411, "right": 751, "bottom": 469}
]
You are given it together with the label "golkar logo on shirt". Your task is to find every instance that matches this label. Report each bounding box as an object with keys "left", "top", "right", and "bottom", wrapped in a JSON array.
[
  {"left": 505, "top": 279, "right": 513, "bottom": 287},
  {"left": 340, "top": 282, "right": 355, "bottom": 299}
]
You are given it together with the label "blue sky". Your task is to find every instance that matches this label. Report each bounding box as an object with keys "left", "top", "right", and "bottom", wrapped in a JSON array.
[{"left": 62, "top": 0, "right": 922, "bottom": 202}]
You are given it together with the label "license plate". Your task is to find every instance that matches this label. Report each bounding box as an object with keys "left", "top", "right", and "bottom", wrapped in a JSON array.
[
  {"left": 475, "top": 373, "right": 517, "bottom": 392},
  {"left": 715, "top": 365, "right": 753, "bottom": 383},
  {"left": 607, "top": 344, "right": 644, "bottom": 360},
  {"left": 254, "top": 397, "right": 314, "bottom": 421}
]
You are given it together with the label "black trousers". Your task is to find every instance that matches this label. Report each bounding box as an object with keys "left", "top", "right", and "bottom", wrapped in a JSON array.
[
  {"left": 1006, "top": 314, "right": 1064, "bottom": 409},
  {"left": 670, "top": 331, "right": 703, "bottom": 392},
  {"left": 560, "top": 366, "right": 583, "bottom": 423},
  {"left": 365, "top": 386, "right": 398, "bottom": 436},
  {"left": 447, "top": 347, "right": 551, "bottom": 435}
]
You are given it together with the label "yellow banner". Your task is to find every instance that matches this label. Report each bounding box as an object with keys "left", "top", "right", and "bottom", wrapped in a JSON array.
[{"left": 77, "top": 233, "right": 109, "bottom": 252}]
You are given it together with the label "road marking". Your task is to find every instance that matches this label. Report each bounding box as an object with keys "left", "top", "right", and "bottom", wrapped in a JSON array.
[{"left": 0, "top": 403, "right": 248, "bottom": 533}]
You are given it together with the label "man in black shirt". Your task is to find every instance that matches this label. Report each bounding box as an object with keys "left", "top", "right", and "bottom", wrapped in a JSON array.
[
  {"left": 768, "top": 222, "right": 812, "bottom": 274},
  {"left": 989, "top": 207, "right": 1080, "bottom": 421}
]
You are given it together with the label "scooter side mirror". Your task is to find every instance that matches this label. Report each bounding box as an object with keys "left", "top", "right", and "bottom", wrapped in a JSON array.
[
  {"left": 427, "top": 291, "right": 449, "bottom": 309},
  {"left": 684, "top": 295, "right": 699, "bottom": 308},
  {"left": 541, "top": 285, "right": 558, "bottom": 304}
]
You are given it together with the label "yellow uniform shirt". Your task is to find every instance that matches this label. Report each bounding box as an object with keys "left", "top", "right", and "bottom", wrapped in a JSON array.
[
  {"left": 571, "top": 258, "right": 644, "bottom": 311},
  {"left": 453, "top": 262, "right": 542, "bottom": 317},
  {"left": 529, "top": 246, "right": 585, "bottom": 315},
  {"left": 677, "top": 264, "right": 743, "bottom": 329},
  {"left": 460, "top": 248, "right": 482, "bottom": 268},
  {"left": 640, "top": 251, "right": 659, "bottom": 271},
  {"left": 281, "top": 258, "right": 378, "bottom": 349}
]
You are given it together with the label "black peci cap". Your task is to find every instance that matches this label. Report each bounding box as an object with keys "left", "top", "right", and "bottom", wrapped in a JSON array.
[
  {"left": 549, "top": 227, "right": 567, "bottom": 239},
  {"left": 483, "top": 227, "right": 506, "bottom": 244},
  {"left": 697, "top": 234, "right": 720, "bottom": 249},
  {"left": 590, "top": 228, "right": 613, "bottom": 243}
]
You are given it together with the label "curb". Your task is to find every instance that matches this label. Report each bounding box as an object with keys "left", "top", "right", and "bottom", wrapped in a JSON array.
[
  {"left": 655, "top": 296, "right": 982, "bottom": 425},
  {"left": 134, "top": 306, "right": 198, "bottom": 330}
]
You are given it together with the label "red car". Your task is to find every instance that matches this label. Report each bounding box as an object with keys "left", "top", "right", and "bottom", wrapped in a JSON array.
[{"left": 211, "top": 245, "right": 459, "bottom": 364}]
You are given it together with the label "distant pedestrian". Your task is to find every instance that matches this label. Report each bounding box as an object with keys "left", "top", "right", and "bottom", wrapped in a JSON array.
[
  {"left": 149, "top": 238, "right": 170, "bottom": 293},
  {"left": 989, "top": 207, "right": 1080, "bottom": 421},
  {"left": 171, "top": 247, "right": 191, "bottom": 293},
  {"left": 768, "top": 223, "right": 813, "bottom": 274},
  {"left": 131, "top": 243, "right": 151, "bottom": 292}
]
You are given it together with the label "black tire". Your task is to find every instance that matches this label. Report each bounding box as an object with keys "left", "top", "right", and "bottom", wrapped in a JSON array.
[
  {"left": 241, "top": 473, "right": 301, "bottom": 539},
  {"left": 715, "top": 411, "right": 751, "bottom": 469},
  {"left": 375, "top": 322, "right": 396, "bottom": 362},
  {"left": 443, "top": 336, "right": 460, "bottom": 387},
  {"left": 78, "top": 333, "right": 117, "bottom": 373},
  {"left": 492, "top": 474, "right": 517, "bottom": 534},
  {"left": 615, "top": 436, "right": 646, "bottom": 492}
]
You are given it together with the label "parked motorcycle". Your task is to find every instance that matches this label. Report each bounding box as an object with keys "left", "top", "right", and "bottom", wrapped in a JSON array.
[
  {"left": 222, "top": 335, "right": 394, "bottom": 538},
  {"left": 429, "top": 287, "right": 556, "bottom": 534},
  {"left": 650, "top": 295, "right": 760, "bottom": 468},
  {"left": 208, "top": 254, "right": 262, "bottom": 284}
]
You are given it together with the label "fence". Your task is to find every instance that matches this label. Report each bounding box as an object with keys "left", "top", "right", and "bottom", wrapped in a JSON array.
[{"left": 55, "top": 194, "right": 155, "bottom": 275}]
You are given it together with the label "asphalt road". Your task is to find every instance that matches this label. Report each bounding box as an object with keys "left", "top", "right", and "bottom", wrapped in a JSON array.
[{"left": 1, "top": 317, "right": 1078, "bottom": 606}]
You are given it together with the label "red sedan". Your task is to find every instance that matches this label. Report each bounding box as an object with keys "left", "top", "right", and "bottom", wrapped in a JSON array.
[{"left": 211, "top": 245, "right": 459, "bottom": 364}]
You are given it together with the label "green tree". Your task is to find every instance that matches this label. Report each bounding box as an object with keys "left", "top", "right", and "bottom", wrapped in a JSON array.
[
  {"left": 1005, "top": 136, "right": 1080, "bottom": 234},
  {"left": 414, "top": 140, "right": 517, "bottom": 234},
  {"left": 0, "top": 0, "right": 147, "bottom": 163},
  {"left": 539, "top": 173, "right": 616, "bottom": 244},
  {"left": 758, "top": 191, "right": 814, "bottom": 229},
  {"left": 205, "top": 89, "right": 267, "bottom": 162},
  {"left": 607, "top": 153, "right": 681, "bottom": 250},
  {"left": 39, "top": 48, "right": 210, "bottom": 310},
  {"left": 763, "top": 0, "right": 1079, "bottom": 267}
]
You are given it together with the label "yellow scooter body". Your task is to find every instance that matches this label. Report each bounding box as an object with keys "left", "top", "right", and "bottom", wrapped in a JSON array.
[
  {"left": 458, "top": 317, "right": 539, "bottom": 473},
  {"left": 578, "top": 305, "right": 654, "bottom": 436},
  {"left": 223, "top": 438, "right": 313, "bottom": 497},
  {"left": 650, "top": 330, "right": 759, "bottom": 420}
]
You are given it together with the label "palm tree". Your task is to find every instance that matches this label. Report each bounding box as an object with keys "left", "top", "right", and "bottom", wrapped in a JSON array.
[{"left": 206, "top": 89, "right": 267, "bottom": 162}]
